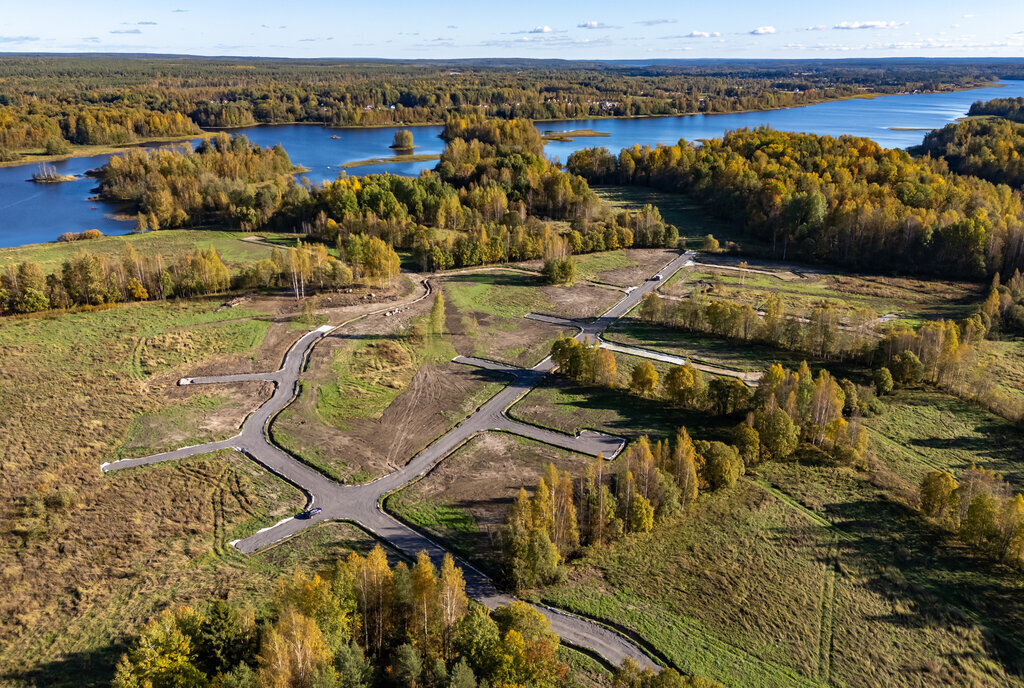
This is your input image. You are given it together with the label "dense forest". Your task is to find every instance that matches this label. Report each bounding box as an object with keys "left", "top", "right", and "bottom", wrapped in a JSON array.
[
  {"left": 567, "top": 128, "right": 1024, "bottom": 277},
  {"left": 0, "top": 56, "right": 1009, "bottom": 161},
  {"left": 98, "top": 133, "right": 301, "bottom": 229},
  {"left": 95, "top": 124, "right": 680, "bottom": 272},
  {"left": 967, "top": 96, "right": 1024, "bottom": 123},
  {"left": 915, "top": 117, "right": 1024, "bottom": 188}
]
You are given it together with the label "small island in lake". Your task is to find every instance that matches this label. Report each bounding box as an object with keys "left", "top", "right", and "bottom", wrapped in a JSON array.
[
  {"left": 542, "top": 128, "right": 611, "bottom": 142},
  {"left": 30, "top": 163, "right": 76, "bottom": 183},
  {"left": 389, "top": 129, "right": 416, "bottom": 151}
]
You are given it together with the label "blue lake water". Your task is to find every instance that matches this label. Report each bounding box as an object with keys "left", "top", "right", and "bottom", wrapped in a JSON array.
[{"left": 3, "top": 80, "right": 1024, "bottom": 249}]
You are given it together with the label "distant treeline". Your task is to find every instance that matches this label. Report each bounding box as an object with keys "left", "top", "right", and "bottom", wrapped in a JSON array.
[
  {"left": 0, "top": 55, "right": 1005, "bottom": 160},
  {"left": 567, "top": 128, "right": 1024, "bottom": 278}
]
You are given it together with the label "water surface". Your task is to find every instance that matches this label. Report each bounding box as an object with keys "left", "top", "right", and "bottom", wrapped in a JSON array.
[{"left": 3, "top": 80, "right": 1023, "bottom": 248}]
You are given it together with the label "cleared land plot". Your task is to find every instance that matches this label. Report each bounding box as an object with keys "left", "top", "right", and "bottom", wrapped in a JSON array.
[
  {"left": 573, "top": 248, "right": 679, "bottom": 287},
  {"left": 863, "top": 387, "right": 1024, "bottom": 491},
  {"left": 660, "top": 262, "right": 981, "bottom": 326},
  {"left": 388, "top": 432, "right": 593, "bottom": 570},
  {"left": 605, "top": 319, "right": 808, "bottom": 373},
  {"left": 0, "top": 299, "right": 319, "bottom": 687},
  {"left": 441, "top": 270, "right": 620, "bottom": 367},
  {"left": 593, "top": 185, "right": 754, "bottom": 249},
  {"left": 272, "top": 296, "right": 505, "bottom": 482},
  {"left": 0, "top": 229, "right": 297, "bottom": 273}
]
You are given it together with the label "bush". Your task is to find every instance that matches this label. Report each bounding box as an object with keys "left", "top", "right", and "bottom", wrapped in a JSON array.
[
  {"left": 542, "top": 257, "right": 577, "bottom": 285},
  {"left": 44, "top": 137, "right": 71, "bottom": 155}
]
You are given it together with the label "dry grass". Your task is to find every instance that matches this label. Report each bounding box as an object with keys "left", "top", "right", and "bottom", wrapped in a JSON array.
[{"left": 0, "top": 299, "right": 343, "bottom": 686}]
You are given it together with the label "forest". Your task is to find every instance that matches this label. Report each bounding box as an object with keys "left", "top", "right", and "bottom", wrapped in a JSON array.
[
  {"left": 93, "top": 124, "right": 679, "bottom": 274},
  {"left": 567, "top": 128, "right": 1024, "bottom": 277},
  {"left": 915, "top": 117, "right": 1024, "bottom": 188},
  {"left": 0, "top": 55, "right": 1012, "bottom": 161}
]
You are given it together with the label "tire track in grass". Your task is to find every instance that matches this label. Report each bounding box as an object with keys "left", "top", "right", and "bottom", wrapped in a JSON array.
[{"left": 816, "top": 536, "right": 838, "bottom": 686}]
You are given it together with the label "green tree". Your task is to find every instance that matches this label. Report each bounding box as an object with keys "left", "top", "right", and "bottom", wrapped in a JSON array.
[
  {"left": 112, "top": 606, "right": 207, "bottom": 688},
  {"left": 754, "top": 408, "right": 799, "bottom": 461},
  {"left": 873, "top": 367, "right": 894, "bottom": 396},
  {"left": 392, "top": 130, "right": 415, "bottom": 150},
  {"left": 705, "top": 442, "right": 742, "bottom": 489},
  {"left": 392, "top": 644, "right": 423, "bottom": 688},
  {"left": 920, "top": 471, "right": 959, "bottom": 525}
]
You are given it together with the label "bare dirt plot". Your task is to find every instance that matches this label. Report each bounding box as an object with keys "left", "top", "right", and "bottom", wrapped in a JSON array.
[
  {"left": 271, "top": 292, "right": 504, "bottom": 482},
  {"left": 575, "top": 248, "right": 680, "bottom": 288},
  {"left": 447, "top": 304, "right": 573, "bottom": 368},
  {"left": 387, "top": 432, "right": 593, "bottom": 568}
]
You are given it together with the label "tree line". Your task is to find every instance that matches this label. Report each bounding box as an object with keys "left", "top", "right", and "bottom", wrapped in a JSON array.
[
  {"left": 506, "top": 352, "right": 875, "bottom": 590},
  {"left": 919, "top": 466, "right": 1024, "bottom": 569},
  {"left": 567, "top": 128, "right": 1024, "bottom": 278},
  {"left": 0, "top": 55, "right": 1000, "bottom": 161},
  {"left": 111, "top": 546, "right": 697, "bottom": 688},
  {"left": 0, "top": 236, "right": 406, "bottom": 316}
]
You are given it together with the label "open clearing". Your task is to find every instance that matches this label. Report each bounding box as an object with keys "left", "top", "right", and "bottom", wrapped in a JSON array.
[
  {"left": 659, "top": 260, "right": 982, "bottom": 326},
  {"left": 271, "top": 289, "right": 506, "bottom": 482},
  {"left": 388, "top": 432, "right": 593, "bottom": 570},
  {"left": 441, "top": 269, "right": 620, "bottom": 367},
  {"left": 0, "top": 229, "right": 301, "bottom": 273},
  {"left": 593, "top": 185, "right": 755, "bottom": 249},
  {"left": 572, "top": 248, "right": 680, "bottom": 287}
]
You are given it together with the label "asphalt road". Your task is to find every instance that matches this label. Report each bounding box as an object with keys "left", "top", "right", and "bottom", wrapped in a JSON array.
[{"left": 104, "top": 251, "right": 697, "bottom": 669}]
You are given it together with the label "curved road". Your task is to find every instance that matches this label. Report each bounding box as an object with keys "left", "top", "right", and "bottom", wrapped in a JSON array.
[{"left": 103, "top": 250, "right": 697, "bottom": 669}]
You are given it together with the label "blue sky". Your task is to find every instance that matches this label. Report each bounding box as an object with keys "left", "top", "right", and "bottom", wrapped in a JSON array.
[{"left": 2, "top": 0, "right": 1023, "bottom": 59}]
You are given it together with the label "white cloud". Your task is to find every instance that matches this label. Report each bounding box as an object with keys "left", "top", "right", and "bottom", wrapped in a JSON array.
[
  {"left": 110, "top": 29, "right": 142, "bottom": 34},
  {"left": 529, "top": 25, "right": 553, "bottom": 33},
  {"left": 637, "top": 19, "right": 676, "bottom": 26},
  {"left": 833, "top": 21, "right": 906, "bottom": 30},
  {"left": 806, "top": 25, "right": 827, "bottom": 31},
  {"left": 750, "top": 26, "right": 776, "bottom": 35},
  {"left": 0, "top": 35, "right": 40, "bottom": 43},
  {"left": 684, "top": 30, "right": 720, "bottom": 38},
  {"left": 578, "top": 21, "right": 618, "bottom": 30}
]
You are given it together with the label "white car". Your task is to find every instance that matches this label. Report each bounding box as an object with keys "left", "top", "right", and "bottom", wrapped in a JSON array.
[{"left": 652, "top": 274, "right": 663, "bottom": 281}]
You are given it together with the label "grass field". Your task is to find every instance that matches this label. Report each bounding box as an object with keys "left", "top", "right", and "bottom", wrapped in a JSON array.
[
  {"left": 659, "top": 264, "right": 981, "bottom": 326},
  {"left": 316, "top": 331, "right": 456, "bottom": 429},
  {"left": 862, "top": 387, "right": 1024, "bottom": 491},
  {"left": 441, "top": 270, "right": 618, "bottom": 366},
  {"left": 0, "top": 298, "right": 356, "bottom": 687},
  {"left": 593, "top": 185, "right": 756, "bottom": 249},
  {"left": 0, "top": 229, "right": 296, "bottom": 273},
  {"left": 605, "top": 319, "right": 807, "bottom": 372},
  {"left": 387, "top": 432, "right": 593, "bottom": 570}
]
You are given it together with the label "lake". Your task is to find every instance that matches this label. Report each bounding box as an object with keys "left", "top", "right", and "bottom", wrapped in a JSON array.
[{"left": 3, "top": 79, "right": 1024, "bottom": 249}]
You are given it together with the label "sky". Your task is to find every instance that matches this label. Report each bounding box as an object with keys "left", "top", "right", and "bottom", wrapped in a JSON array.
[{"left": 1, "top": 0, "right": 1023, "bottom": 60}]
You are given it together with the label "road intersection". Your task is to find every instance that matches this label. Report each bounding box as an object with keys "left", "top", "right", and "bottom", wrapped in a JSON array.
[{"left": 103, "top": 250, "right": 698, "bottom": 668}]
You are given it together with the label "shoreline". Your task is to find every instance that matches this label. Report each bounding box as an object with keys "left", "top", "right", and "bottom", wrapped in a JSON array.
[{"left": 0, "top": 80, "right": 1000, "bottom": 171}]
